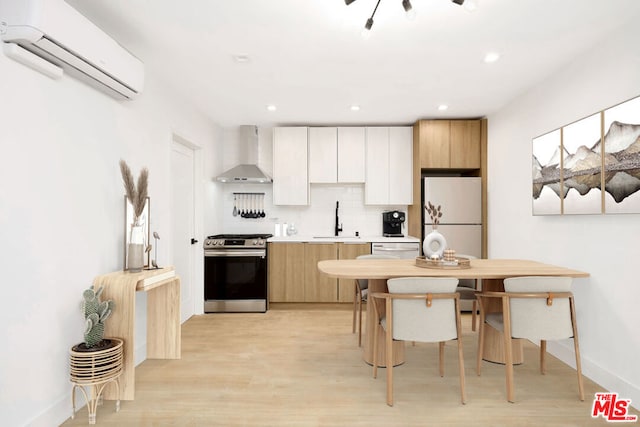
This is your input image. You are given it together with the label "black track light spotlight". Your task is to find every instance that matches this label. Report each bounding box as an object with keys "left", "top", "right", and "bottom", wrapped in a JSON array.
[
  {"left": 345, "top": 0, "right": 358, "bottom": 5},
  {"left": 364, "top": 17, "right": 374, "bottom": 30},
  {"left": 402, "top": 0, "right": 413, "bottom": 13},
  {"left": 451, "top": 0, "right": 465, "bottom": 5}
]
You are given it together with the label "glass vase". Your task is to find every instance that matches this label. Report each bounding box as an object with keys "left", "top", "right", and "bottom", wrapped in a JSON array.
[{"left": 127, "top": 224, "right": 145, "bottom": 272}]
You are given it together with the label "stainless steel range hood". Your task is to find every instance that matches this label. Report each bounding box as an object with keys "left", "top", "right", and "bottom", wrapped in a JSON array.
[
  {"left": 216, "top": 125, "right": 272, "bottom": 183},
  {"left": 216, "top": 164, "right": 272, "bottom": 183}
]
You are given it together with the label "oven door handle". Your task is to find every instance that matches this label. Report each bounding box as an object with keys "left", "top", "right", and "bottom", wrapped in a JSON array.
[{"left": 205, "top": 250, "right": 266, "bottom": 258}]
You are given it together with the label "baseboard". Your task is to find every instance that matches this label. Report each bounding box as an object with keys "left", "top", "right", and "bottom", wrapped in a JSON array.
[{"left": 547, "top": 341, "right": 640, "bottom": 411}]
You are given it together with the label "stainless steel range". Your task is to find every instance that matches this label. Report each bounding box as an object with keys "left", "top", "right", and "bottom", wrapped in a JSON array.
[{"left": 203, "top": 233, "right": 271, "bottom": 313}]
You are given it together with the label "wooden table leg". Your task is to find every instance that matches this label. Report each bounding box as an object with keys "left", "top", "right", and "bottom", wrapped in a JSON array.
[
  {"left": 480, "top": 279, "right": 523, "bottom": 365},
  {"left": 363, "top": 279, "right": 405, "bottom": 367}
]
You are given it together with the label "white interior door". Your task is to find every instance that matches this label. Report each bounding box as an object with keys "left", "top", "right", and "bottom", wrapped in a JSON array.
[{"left": 171, "top": 140, "right": 196, "bottom": 322}]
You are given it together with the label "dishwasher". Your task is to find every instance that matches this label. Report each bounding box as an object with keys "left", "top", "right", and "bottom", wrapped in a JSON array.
[{"left": 371, "top": 241, "right": 420, "bottom": 259}]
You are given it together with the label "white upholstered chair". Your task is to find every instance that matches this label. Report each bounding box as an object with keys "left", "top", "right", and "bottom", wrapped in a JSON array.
[
  {"left": 455, "top": 254, "right": 481, "bottom": 331},
  {"left": 352, "top": 254, "right": 398, "bottom": 347},
  {"left": 371, "top": 277, "right": 466, "bottom": 406},
  {"left": 476, "top": 276, "right": 584, "bottom": 402}
]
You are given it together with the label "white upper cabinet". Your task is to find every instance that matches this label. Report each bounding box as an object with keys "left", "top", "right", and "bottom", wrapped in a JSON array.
[
  {"left": 308, "top": 127, "right": 366, "bottom": 184},
  {"left": 337, "top": 127, "right": 366, "bottom": 183},
  {"left": 308, "top": 127, "right": 337, "bottom": 183},
  {"left": 388, "top": 126, "right": 413, "bottom": 204},
  {"left": 273, "top": 127, "right": 309, "bottom": 205},
  {"left": 365, "top": 127, "right": 390, "bottom": 205},
  {"left": 365, "top": 126, "right": 413, "bottom": 205}
]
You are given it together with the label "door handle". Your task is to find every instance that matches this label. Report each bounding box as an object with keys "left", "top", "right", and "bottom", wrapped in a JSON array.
[{"left": 191, "top": 238, "right": 199, "bottom": 245}]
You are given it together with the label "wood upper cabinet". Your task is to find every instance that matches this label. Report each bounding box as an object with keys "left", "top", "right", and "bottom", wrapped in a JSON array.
[
  {"left": 304, "top": 243, "right": 338, "bottom": 302},
  {"left": 273, "top": 127, "right": 309, "bottom": 205},
  {"left": 418, "top": 120, "right": 481, "bottom": 169},
  {"left": 268, "top": 242, "right": 305, "bottom": 302},
  {"left": 419, "top": 120, "right": 451, "bottom": 169},
  {"left": 337, "top": 243, "right": 371, "bottom": 303},
  {"left": 308, "top": 127, "right": 338, "bottom": 183},
  {"left": 450, "top": 120, "right": 481, "bottom": 169}
]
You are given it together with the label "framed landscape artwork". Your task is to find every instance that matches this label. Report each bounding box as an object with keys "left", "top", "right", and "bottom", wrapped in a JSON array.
[
  {"left": 602, "top": 96, "right": 640, "bottom": 214},
  {"left": 532, "top": 94, "right": 640, "bottom": 215}
]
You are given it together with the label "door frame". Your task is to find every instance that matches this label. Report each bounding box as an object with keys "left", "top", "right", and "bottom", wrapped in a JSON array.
[{"left": 171, "top": 132, "right": 204, "bottom": 318}]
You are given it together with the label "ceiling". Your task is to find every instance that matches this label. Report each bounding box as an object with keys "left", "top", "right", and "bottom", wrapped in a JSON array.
[{"left": 67, "top": 0, "right": 640, "bottom": 128}]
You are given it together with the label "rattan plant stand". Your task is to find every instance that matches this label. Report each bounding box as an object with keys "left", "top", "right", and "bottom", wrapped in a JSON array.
[{"left": 69, "top": 338, "right": 123, "bottom": 424}]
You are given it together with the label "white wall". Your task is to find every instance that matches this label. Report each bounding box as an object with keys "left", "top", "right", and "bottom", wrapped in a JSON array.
[
  {"left": 488, "top": 20, "right": 640, "bottom": 407},
  {"left": 0, "top": 53, "right": 222, "bottom": 425}
]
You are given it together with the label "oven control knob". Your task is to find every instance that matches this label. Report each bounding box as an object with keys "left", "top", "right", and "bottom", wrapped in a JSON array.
[
  {"left": 259, "top": 240, "right": 265, "bottom": 245},
  {"left": 252, "top": 240, "right": 258, "bottom": 245},
  {"left": 205, "top": 239, "right": 211, "bottom": 246}
]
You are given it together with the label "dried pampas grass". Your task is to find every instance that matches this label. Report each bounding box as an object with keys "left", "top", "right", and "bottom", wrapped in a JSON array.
[{"left": 119, "top": 159, "right": 149, "bottom": 222}]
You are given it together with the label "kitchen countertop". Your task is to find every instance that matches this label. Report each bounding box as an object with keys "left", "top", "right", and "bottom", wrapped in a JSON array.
[{"left": 267, "top": 235, "right": 421, "bottom": 244}]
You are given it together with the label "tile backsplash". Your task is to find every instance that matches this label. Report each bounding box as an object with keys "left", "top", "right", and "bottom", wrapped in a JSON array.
[{"left": 218, "top": 183, "right": 410, "bottom": 237}]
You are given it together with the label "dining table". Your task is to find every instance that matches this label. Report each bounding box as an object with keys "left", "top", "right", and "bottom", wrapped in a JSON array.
[{"left": 317, "top": 258, "right": 589, "bottom": 367}]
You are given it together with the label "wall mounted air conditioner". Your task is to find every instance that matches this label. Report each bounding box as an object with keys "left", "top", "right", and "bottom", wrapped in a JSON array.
[{"left": 0, "top": 0, "right": 144, "bottom": 100}]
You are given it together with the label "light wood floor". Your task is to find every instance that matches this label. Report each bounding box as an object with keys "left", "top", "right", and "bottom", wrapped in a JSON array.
[{"left": 62, "top": 304, "right": 637, "bottom": 426}]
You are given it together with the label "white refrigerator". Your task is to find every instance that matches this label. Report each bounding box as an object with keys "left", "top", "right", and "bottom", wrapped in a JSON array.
[{"left": 423, "top": 177, "right": 482, "bottom": 258}]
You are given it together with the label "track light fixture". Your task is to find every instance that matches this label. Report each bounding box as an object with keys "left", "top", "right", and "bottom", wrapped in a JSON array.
[{"left": 345, "top": 0, "right": 474, "bottom": 35}]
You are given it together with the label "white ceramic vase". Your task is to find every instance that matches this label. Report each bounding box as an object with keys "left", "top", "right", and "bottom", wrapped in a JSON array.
[{"left": 423, "top": 229, "right": 447, "bottom": 259}]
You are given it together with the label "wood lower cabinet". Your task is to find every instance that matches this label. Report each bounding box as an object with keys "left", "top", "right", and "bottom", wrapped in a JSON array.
[
  {"left": 304, "top": 243, "right": 338, "bottom": 302},
  {"left": 337, "top": 243, "right": 371, "bottom": 302},
  {"left": 268, "top": 242, "right": 371, "bottom": 303},
  {"left": 268, "top": 242, "right": 305, "bottom": 302}
]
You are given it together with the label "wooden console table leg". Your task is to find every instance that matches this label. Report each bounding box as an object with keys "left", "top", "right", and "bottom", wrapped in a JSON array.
[
  {"left": 363, "top": 279, "right": 405, "bottom": 367},
  {"left": 147, "top": 278, "right": 181, "bottom": 359}
]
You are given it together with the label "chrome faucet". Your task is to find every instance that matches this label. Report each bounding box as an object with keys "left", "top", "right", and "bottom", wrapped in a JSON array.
[{"left": 335, "top": 201, "right": 343, "bottom": 236}]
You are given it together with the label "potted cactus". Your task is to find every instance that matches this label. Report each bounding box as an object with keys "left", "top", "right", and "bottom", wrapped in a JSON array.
[{"left": 72, "top": 286, "right": 116, "bottom": 351}]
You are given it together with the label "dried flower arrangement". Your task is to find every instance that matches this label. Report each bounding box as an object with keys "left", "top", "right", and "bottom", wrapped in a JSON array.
[
  {"left": 425, "top": 201, "right": 443, "bottom": 228},
  {"left": 119, "top": 159, "right": 148, "bottom": 226}
]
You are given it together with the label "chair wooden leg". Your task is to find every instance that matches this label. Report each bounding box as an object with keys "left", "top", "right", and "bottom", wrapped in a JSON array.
[
  {"left": 373, "top": 320, "right": 380, "bottom": 378},
  {"left": 352, "top": 286, "right": 358, "bottom": 334},
  {"left": 385, "top": 298, "right": 394, "bottom": 406},
  {"left": 471, "top": 301, "right": 477, "bottom": 332},
  {"left": 455, "top": 298, "right": 466, "bottom": 404},
  {"left": 540, "top": 340, "right": 546, "bottom": 375},
  {"left": 502, "top": 296, "right": 515, "bottom": 402},
  {"left": 476, "top": 296, "right": 486, "bottom": 375},
  {"left": 439, "top": 342, "right": 445, "bottom": 377},
  {"left": 570, "top": 297, "right": 585, "bottom": 401},
  {"left": 358, "top": 294, "right": 363, "bottom": 347}
]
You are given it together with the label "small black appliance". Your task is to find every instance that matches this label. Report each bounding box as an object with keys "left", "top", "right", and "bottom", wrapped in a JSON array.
[{"left": 382, "top": 210, "right": 405, "bottom": 237}]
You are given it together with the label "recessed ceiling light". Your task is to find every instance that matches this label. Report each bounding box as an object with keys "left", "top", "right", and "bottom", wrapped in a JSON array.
[
  {"left": 438, "top": 104, "right": 449, "bottom": 111},
  {"left": 483, "top": 52, "right": 500, "bottom": 63},
  {"left": 350, "top": 105, "right": 361, "bottom": 111},
  {"left": 233, "top": 54, "right": 250, "bottom": 63},
  {"left": 266, "top": 104, "right": 277, "bottom": 112}
]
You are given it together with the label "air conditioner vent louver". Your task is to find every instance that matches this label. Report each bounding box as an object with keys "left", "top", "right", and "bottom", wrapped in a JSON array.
[{"left": 0, "top": 0, "right": 144, "bottom": 99}]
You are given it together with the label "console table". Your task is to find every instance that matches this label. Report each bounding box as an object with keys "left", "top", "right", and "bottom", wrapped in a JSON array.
[{"left": 93, "top": 266, "right": 181, "bottom": 400}]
